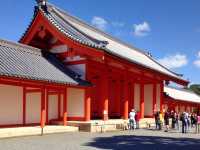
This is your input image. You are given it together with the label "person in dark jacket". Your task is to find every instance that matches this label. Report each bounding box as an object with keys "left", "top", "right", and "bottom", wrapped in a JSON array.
[
  {"left": 164, "top": 110, "right": 170, "bottom": 132},
  {"left": 180, "top": 112, "right": 187, "bottom": 133}
]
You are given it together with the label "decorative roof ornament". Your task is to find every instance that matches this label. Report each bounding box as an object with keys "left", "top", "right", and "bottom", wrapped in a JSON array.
[{"left": 35, "top": 0, "right": 47, "bottom": 8}]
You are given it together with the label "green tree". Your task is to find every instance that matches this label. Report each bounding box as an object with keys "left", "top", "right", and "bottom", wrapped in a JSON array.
[{"left": 189, "top": 84, "right": 200, "bottom": 95}]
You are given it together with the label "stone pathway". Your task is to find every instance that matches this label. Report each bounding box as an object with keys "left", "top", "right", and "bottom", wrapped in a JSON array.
[{"left": 0, "top": 128, "right": 199, "bottom": 150}]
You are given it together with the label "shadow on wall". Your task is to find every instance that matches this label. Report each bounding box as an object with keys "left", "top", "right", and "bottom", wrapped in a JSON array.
[{"left": 85, "top": 134, "right": 200, "bottom": 150}]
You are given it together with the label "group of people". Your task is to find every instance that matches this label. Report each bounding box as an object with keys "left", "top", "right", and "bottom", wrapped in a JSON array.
[
  {"left": 128, "top": 109, "right": 140, "bottom": 130},
  {"left": 154, "top": 109, "right": 200, "bottom": 134}
]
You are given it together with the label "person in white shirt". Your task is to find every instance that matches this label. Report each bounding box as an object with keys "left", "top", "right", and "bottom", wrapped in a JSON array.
[{"left": 129, "top": 109, "right": 136, "bottom": 130}]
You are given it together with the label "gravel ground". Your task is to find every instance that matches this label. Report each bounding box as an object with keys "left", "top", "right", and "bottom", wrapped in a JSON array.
[{"left": 0, "top": 128, "right": 199, "bottom": 150}]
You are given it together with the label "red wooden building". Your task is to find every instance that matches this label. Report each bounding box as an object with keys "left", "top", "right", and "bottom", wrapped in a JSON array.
[
  {"left": 164, "top": 86, "right": 200, "bottom": 113},
  {"left": 0, "top": 1, "right": 191, "bottom": 129}
]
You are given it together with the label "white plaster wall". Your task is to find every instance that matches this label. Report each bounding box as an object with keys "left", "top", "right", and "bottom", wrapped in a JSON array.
[
  {"left": 156, "top": 84, "right": 161, "bottom": 111},
  {"left": 134, "top": 84, "right": 140, "bottom": 111},
  {"left": 67, "top": 88, "right": 85, "bottom": 117},
  {"left": 68, "top": 64, "right": 86, "bottom": 80},
  {"left": 26, "top": 93, "right": 41, "bottom": 124},
  {"left": 144, "top": 84, "right": 153, "bottom": 116},
  {"left": 0, "top": 84, "right": 23, "bottom": 125},
  {"left": 48, "top": 95, "right": 58, "bottom": 121}
]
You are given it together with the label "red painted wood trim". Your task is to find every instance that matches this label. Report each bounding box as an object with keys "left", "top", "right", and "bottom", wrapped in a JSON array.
[
  {"left": 58, "top": 93, "right": 61, "bottom": 119},
  {"left": 40, "top": 88, "right": 46, "bottom": 128},
  {"left": 84, "top": 89, "right": 91, "bottom": 121},
  {"left": 65, "top": 60, "right": 87, "bottom": 65},
  {"left": 102, "top": 75, "right": 109, "bottom": 121},
  {"left": 67, "top": 117, "right": 85, "bottom": 121},
  {"left": 46, "top": 89, "right": 49, "bottom": 124},
  {"left": 140, "top": 83, "right": 144, "bottom": 119},
  {"left": 25, "top": 89, "right": 42, "bottom": 93},
  {"left": 160, "top": 83, "right": 164, "bottom": 113},
  {"left": 0, "top": 123, "right": 40, "bottom": 128},
  {"left": 23, "top": 86, "right": 26, "bottom": 125},
  {"left": 152, "top": 83, "right": 157, "bottom": 114},
  {"left": 123, "top": 81, "right": 129, "bottom": 120},
  {"left": 63, "top": 88, "right": 67, "bottom": 126}
]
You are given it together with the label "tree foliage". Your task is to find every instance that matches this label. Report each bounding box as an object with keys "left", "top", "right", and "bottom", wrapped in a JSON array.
[{"left": 188, "top": 84, "right": 200, "bottom": 95}]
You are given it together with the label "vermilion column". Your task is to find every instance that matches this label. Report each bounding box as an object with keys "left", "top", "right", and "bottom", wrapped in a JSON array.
[
  {"left": 123, "top": 81, "right": 129, "bottom": 120},
  {"left": 40, "top": 88, "right": 46, "bottom": 128},
  {"left": 140, "top": 83, "right": 144, "bottom": 118},
  {"left": 63, "top": 88, "right": 67, "bottom": 126},
  {"left": 85, "top": 88, "right": 91, "bottom": 121},
  {"left": 152, "top": 83, "right": 157, "bottom": 115},
  {"left": 23, "top": 86, "right": 26, "bottom": 125},
  {"left": 102, "top": 75, "right": 109, "bottom": 121},
  {"left": 160, "top": 83, "right": 164, "bottom": 113}
]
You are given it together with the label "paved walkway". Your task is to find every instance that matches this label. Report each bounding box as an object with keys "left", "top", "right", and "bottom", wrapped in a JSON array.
[{"left": 0, "top": 128, "right": 200, "bottom": 150}]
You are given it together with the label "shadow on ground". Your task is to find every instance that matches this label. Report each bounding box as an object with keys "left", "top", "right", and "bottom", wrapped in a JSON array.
[{"left": 85, "top": 134, "right": 200, "bottom": 150}]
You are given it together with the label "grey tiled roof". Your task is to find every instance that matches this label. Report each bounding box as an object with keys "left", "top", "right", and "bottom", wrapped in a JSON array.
[
  {"left": 0, "top": 39, "right": 86, "bottom": 85},
  {"left": 20, "top": 3, "right": 188, "bottom": 85}
]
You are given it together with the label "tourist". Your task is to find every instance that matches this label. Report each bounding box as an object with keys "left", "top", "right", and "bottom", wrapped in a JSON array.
[
  {"left": 185, "top": 112, "right": 190, "bottom": 131},
  {"left": 191, "top": 113, "right": 195, "bottom": 128},
  {"left": 171, "top": 110, "right": 176, "bottom": 129},
  {"left": 157, "top": 111, "right": 163, "bottom": 130},
  {"left": 135, "top": 111, "right": 140, "bottom": 129},
  {"left": 196, "top": 113, "right": 200, "bottom": 134},
  {"left": 175, "top": 112, "right": 179, "bottom": 130},
  {"left": 129, "top": 109, "right": 136, "bottom": 130},
  {"left": 180, "top": 112, "right": 187, "bottom": 133},
  {"left": 154, "top": 111, "right": 159, "bottom": 130},
  {"left": 164, "top": 109, "right": 170, "bottom": 132}
]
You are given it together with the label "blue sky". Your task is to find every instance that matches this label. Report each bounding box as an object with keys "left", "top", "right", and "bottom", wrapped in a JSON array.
[{"left": 0, "top": 0, "right": 200, "bottom": 84}]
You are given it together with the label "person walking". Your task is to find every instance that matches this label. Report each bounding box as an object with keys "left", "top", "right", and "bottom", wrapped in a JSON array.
[
  {"left": 175, "top": 112, "right": 179, "bottom": 130},
  {"left": 157, "top": 111, "right": 163, "bottom": 130},
  {"left": 196, "top": 113, "right": 200, "bottom": 134},
  {"left": 135, "top": 111, "right": 140, "bottom": 129},
  {"left": 129, "top": 109, "right": 136, "bottom": 130},
  {"left": 171, "top": 111, "right": 176, "bottom": 129},
  {"left": 154, "top": 111, "right": 159, "bottom": 130},
  {"left": 164, "top": 110, "right": 170, "bottom": 132},
  {"left": 180, "top": 112, "right": 187, "bottom": 133}
]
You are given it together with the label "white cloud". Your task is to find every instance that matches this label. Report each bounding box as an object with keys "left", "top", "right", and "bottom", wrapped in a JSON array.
[
  {"left": 194, "top": 60, "right": 200, "bottom": 67},
  {"left": 197, "top": 51, "right": 200, "bottom": 58},
  {"left": 133, "top": 21, "right": 151, "bottom": 37},
  {"left": 193, "top": 51, "right": 200, "bottom": 68},
  {"left": 91, "top": 16, "right": 108, "bottom": 31},
  {"left": 158, "top": 54, "right": 188, "bottom": 69}
]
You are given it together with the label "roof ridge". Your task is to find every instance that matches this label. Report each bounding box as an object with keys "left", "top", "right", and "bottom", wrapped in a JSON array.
[
  {"left": 49, "top": 3, "right": 146, "bottom": 53},
  {"left": 49, "top": 3, "right": 184, "bottom": 78},
  {"left": 165, "top": 85, "right": 198, "bottom": 95},
  {"left": 0, "top": 39, "right": 42, "bottom": 56}
]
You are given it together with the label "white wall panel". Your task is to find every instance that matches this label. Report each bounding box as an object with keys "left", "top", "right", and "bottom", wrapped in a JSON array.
[
  {"left": 67, "top": 88, "right": 84, "bottom": 117},
  {"left": 134, "top": 84, "right": 140, "bottom": 111},
  {"left": 26, "top": 93, "right": 41, "bottom": 124},
  {"left": 0, "top": 84, "right": 23, "bottom": 125},
  {"left": 144, "top": 84, "right": 153, "bottom": 116}
]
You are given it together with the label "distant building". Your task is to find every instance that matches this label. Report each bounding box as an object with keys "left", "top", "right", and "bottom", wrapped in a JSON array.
[{"left": 164, "top": 86, "right": 200, "bottom": 113}]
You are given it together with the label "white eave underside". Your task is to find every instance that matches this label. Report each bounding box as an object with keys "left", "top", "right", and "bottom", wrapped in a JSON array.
[
  {"left": 50, "top": 6, "right": 185, "bottom": 81},
  {"left": 164, "top": 86, "right": 200, "bottom": 104}
]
